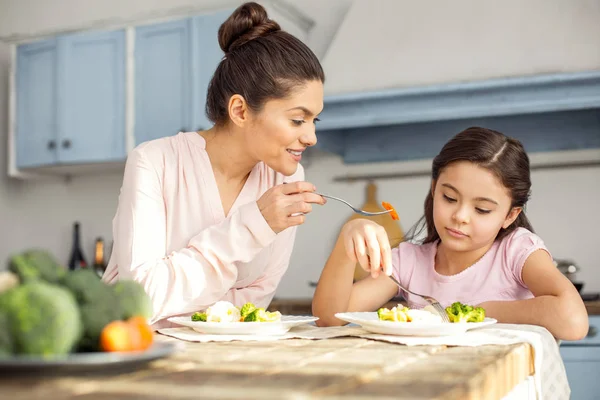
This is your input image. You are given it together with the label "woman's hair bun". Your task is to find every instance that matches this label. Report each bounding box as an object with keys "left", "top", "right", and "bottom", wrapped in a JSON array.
[{"left": 218, "top": 2, "right": 281, "bottom": 54}]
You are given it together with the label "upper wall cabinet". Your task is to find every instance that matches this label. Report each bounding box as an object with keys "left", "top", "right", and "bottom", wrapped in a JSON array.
[
  {"left": 316, "top": 72, "right": 600, "bottom": 164},
  {"left": 15, "top": 29, "right": 126, "bottom": 169},
  {"left": 134, "top": 9, "right": 233, "bottom": 146}
]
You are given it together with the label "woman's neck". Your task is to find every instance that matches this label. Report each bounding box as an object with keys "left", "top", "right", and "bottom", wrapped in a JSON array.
[
  {"left": 435, "top": 240, "right": 493, "bottom": 276},
  {"left": 200, "top": 126, "right": 257, "bottom": 183}
]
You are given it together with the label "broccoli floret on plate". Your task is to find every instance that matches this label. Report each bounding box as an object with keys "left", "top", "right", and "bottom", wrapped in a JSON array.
[{"left": 445, "top": 301, "right": 486, "bottom": 323}]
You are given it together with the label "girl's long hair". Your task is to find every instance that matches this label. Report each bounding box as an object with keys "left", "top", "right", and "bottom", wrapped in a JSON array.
[{"left": 404, "top": 126, "right": 534, "bottom": 244}]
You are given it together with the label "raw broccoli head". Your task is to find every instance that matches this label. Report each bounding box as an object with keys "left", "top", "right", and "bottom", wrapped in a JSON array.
[
  {"left": 0, "top": 281, "right": 83, "bottom": 356},
  {"left": 8, "top": 249, "right": 66, "bottom": 284},
  {"left": 445, "top": 302, "right": 486, "bottom": 323},
  {"left": 239, "top": 303, "right": 257, "bottom": 319},
  {"left": 111, "top": 280, "right": 153, "bottom": 320},
  {"left": 0, "top": 310, "right": 14, "bottom": 357}
]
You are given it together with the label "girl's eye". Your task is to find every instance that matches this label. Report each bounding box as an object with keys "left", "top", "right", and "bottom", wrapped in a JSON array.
[
  {"left": 476, "top": 208, "right": 492, "bottom": 215},
  {"left": 291, "top": 120, "right": 305, "bottom": 126},
  {"left": 314, "top": 117, "right": 320, "bottom": 124},
  {"left": 443, "top": 194, "right": 456, "bottom": 203}
]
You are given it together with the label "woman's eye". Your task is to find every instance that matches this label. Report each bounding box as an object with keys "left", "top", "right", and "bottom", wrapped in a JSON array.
[
  {"left": 314, "top": 118, "right": 320, "bottom": 124},
  {"left": 291, "top": 120, "right": 305, "bottom": 126},
  {"left": 476, "top": 208, "right": 491, "bottom": 214},
  {"left": 443, "top": 194, "right": 456, "bottom": 203}
]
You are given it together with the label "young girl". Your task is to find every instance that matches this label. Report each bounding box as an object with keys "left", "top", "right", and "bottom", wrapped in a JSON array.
[{"left": 313, "top": 127, "right": 589, "bottom": 341}]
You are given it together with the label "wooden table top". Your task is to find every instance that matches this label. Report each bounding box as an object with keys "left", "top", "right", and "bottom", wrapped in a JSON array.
[{"left": 1, "top": 334, "right": 534, "bottom": 400}]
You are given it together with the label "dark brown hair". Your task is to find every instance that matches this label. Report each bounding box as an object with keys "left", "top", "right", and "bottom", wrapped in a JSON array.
[
  {"left": 205, "top": 2, "right": 325, "bottom": 126},
  {"left": 406, "top": 126, "right": 534, "bottom": 244}
]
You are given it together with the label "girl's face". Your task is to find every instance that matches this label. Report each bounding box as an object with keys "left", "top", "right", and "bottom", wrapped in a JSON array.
[
  {"left": 244, "top": 80, "right": 323, "bottom": 176},
  {"left": 432, "top": 161, "right": 521, "bottom": 252}
]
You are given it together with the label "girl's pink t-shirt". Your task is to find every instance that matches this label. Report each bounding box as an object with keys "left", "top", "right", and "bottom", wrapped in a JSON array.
[{"left": 391, "top": 227, "right": 551, "bottom": 308}]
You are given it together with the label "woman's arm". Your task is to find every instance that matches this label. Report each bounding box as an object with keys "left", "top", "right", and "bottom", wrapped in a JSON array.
[
  {"left": 313, "top": 220, "right": 398, "bottom": 326},
  {"left": 479, "top": 249, "right": 589, "bottom": 341}
]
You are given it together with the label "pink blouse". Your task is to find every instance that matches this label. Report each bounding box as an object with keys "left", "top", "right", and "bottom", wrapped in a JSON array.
[{"left": 102, "top": 132, "right": 303, "bottom": 329}]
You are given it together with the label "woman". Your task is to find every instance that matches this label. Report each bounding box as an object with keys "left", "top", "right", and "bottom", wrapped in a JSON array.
[{"left": 102, "top": 2, "right": 326, "bottom": 329}]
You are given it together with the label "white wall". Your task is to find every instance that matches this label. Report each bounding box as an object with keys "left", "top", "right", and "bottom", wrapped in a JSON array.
[
  {"left": 323, "top": 0, "right": 600, "bottom": 94},
  {"left": 0, "top": 0, "right": 599, "bottom": 298}
]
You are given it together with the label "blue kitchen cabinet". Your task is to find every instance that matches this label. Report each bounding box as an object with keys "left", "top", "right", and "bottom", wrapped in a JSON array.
[
  {"left": 15, "top": 39, "right": 60, "bottom": 168},
  {"left": 134, "top": 9, "right": 233, "bottom": 146},
  {"left": 190, "top": 9, "right": 234, "bottom": 132},
  {"left": 134, "top": 19, "right": 193, "bottom": 145},
  {"left": 15, "top": 29, "right": 126, "bottom": 169},
  {"left": 60, "top": 30, "right": 126, "bottom": 164},
  {"left": 560, "top": 315, "right": 600, "bottom": 400}
]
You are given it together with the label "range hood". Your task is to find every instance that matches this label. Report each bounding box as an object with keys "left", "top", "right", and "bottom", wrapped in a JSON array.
[{"left": 313, "top": 0, "right": 600, "bottom": 166}]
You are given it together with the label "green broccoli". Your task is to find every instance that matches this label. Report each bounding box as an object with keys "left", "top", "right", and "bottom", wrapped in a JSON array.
[
  {"left": 243, "top": 308, "right": 280, "bottom": 322},
  {"left": 0, "top": 310, "right": 14, "bottom": 357},
  {"left": 240, "top": 302, "right": 257, "bottom": 319},
  {"left": 0, "top": 281, "right": 82, "bottom": 356},
  {"left": 8, "top": 249, "right": 66, "bottom": 284},
  {"left": 191, "top": 312, "right": 207, "bottom": 322},
  {"left": 111, "top": 280, "right": 153, "bottom": 320},
  {"left": 60, "top": 268, "right": 111, "bottom": 305},
  {"left": 445, "top": 302, "right": 486, "bottom": 323},
  {"left": 61, "top": 269, "right": 123, "bottom": 352}
]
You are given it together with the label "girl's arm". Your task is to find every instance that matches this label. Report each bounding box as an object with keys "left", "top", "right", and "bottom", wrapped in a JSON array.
[
  {"left": 312, "top": 220, "right": 398, "bottom": 326},
  {"left": 479, "top": 249, "right": 589, "bottom": 341}
]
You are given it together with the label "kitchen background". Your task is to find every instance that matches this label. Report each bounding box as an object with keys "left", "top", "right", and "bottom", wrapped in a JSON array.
[{"left": 0, "top": 0, "right": 599, "bottom": 301}]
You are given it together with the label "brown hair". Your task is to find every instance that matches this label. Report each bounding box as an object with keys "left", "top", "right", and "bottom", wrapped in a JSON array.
[
  {"left": 406, "top": 126, "right": 534, "bottom": 244},
  {"left": 205, "top": 2, "right": 325, "bottom": 126}
]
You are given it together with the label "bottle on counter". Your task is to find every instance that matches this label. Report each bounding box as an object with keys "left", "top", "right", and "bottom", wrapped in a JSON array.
[
  {"left": 68, "top": 222, "right": 88, "bottom": 270},
  {"left": 93, "top": 237, "right": 107, "bottom": 278}
]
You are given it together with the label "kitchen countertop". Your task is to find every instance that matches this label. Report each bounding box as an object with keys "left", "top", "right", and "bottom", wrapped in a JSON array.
[{"left": 0, "top": 335, "right": 534, "bottom": 399}]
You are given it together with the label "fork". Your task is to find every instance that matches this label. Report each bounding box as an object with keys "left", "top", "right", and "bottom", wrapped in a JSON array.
[
  {"left": 316, "top": 193, "right": 392, "bottom": 217},
  {"left": 388, "top": 275, "right": 450, "bottom": 323}
]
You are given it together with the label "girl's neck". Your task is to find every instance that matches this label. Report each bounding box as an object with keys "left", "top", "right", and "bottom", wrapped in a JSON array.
[
  {"left": 199, "top": 126, "right": 257, "bottom": 183},
  {"left": 435, "top": 240, "right": 494, "bottom": 276}
]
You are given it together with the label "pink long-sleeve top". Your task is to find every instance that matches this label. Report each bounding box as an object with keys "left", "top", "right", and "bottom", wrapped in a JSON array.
[{"left": 102, "top": 131, "right": 303, "bottom": 329}]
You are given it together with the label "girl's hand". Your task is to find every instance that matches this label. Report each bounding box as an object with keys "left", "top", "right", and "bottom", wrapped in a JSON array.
[
  {"left": 257, "top": 181, "right": 326, "bottom": 234},
  {"left": 341, "top": 219, "right": 392, "bottom": 279}
]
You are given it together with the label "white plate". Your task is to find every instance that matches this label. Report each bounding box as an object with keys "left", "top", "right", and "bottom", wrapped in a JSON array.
[
  {"left": 168, "top": 315, "right": 319, "bottom": 336},
  {"left": 335, "top": 312, "right": 497, "bottom": 337}
]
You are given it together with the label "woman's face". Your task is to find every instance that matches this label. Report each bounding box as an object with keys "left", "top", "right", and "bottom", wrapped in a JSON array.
[
  {"left": 246, "top": 80, "right": 323, "bottom": 176},
  {"left": 432, "top": 161, "right": 521, "bottom": 253}
]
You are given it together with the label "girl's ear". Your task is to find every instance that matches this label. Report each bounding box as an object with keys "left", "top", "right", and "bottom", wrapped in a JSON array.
[
  {"left": 503, "top": 207, "right": 522, "bottom": 229},
  {"left": 430, "top": 180, "right": 437, "bottom": 196}
]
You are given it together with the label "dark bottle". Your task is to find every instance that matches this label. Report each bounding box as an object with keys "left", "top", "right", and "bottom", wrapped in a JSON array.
[
  {"left": 93, "top": 237, "right": 107, "bottom": 278},
  {"left": 68, "top": 222, "right": 88, "bottom": 270}
]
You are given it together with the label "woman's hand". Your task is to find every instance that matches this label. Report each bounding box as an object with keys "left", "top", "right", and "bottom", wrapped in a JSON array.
[
  {"left": 341, "top": 219, "right": 392, "bottom": 279},
  {"left": 257, "top": 181, "right": 326, "bottom": 234}
]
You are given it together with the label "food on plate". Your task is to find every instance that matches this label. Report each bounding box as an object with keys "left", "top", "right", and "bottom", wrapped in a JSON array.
[
  {"left": 381, "top": 201, "right": 399, "bottom": 220},
  {"left": 191, "top": 301, "right": 282, "bottom": 323},
  {"left": 0, "top": 248, "right": 154, "bottom": 357},
  {"left": 445, "top": 302, "right": 486, "bottom": 323},
  {"left": 377, "top": 305, "right": 443, "bottom": 323},
  {"left": 376, "top": 301, "right": 486, "bottom": 324}
]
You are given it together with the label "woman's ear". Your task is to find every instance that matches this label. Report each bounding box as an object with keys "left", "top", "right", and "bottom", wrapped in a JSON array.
[
  {"left": 228, "top": 94, "right": 249, "bottom": 127},
  {"left": 430, "top": 180, "right": 437, "bottom": 197},
  {"left": 503, "top": 207, "right": 522, "bottom": 229}
]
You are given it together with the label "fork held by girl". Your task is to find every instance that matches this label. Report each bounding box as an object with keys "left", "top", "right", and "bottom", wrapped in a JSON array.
[{"left": 312, "top": 126, "right": 589, "bottom": 341}]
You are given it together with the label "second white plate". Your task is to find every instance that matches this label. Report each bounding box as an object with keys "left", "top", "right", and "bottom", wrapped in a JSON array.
[
  {"left": 168, "top": 315, "right": 319, "bottom": 336},
  {"left": 335, "top": 312, "right": 497, "bottom": 336}
]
